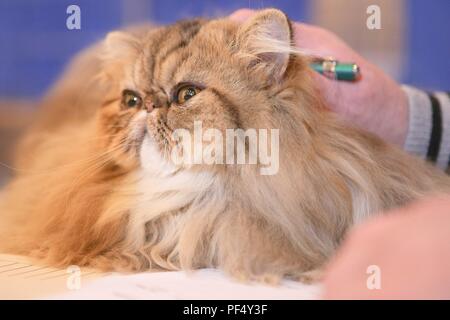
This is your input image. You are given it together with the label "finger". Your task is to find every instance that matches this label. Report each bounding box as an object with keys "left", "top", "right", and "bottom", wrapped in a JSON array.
[{"left": 309, "top": 71, "right": 341, "bottom": 111}]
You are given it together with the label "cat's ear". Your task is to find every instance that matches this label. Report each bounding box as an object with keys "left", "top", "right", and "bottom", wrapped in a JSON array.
[
  {"left": 103, "top": 31, "right": 140, "bottom": 62},
  {"left": 100, "top": 31, "right": 141, "bottom": 80},
  {"left": 235, "top": 9, "right": 293, "bottom": 82}
]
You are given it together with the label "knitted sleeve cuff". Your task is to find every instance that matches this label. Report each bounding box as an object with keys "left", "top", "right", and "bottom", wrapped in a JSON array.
[
  {"left": 402, "top": 85, "right": 450, "bottom": 170},
  {"left": 434, "top": 92, "right": 450, "bottom": 169},
  {"left": 402, "top": 85, "right": 432, "bottom": 159}
]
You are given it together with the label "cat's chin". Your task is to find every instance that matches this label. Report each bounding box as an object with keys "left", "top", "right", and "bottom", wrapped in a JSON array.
[
  {"left": 139, "top": 135, "right": 179, "bottom": 177},
  {"left": 127, "top": 110, "right": 173, "bottom": 175}
]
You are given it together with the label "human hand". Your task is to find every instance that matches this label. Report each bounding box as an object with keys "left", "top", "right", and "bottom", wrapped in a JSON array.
[
  {"left": 322, "top": 196, "right": 450, "bottom": 299},
  {"left": 230, "top": 9, "right": 409, "bottom": 147}
]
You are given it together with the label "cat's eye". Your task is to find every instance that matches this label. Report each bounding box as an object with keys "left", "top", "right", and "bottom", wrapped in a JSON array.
[
  {"left": 121, "top": 90, "right": 142, "bottom": 109},
  {"left": 175, "top": 85, "right": 201, "bottom": 104}
]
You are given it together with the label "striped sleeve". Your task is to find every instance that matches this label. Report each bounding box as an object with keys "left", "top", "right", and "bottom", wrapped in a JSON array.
[{"left": 402, "top": 85, "right": 450, "bottom": 170}]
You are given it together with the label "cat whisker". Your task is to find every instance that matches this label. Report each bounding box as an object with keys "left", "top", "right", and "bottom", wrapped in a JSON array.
[{"left": 0, "top": 133, "right": 134, "bottom": 175}]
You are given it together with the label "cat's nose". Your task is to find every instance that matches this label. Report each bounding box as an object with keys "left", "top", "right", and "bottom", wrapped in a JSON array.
[
  {"left": 145, "top": 93, "right": 169, "bottom": 113},
  {"left": 145, "top": 101, "right": 154, "bottom": 113},
  {"left": 145, "top": 101, "right": 166, "bottom": 113}
]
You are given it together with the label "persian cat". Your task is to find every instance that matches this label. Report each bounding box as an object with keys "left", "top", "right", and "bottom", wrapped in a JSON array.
[{"left": 1, "top": 9, "right": 449, "bottom": 282}]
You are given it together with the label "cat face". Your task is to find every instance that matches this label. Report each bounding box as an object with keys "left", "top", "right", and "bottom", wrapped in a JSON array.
[{"left": 98, "top": 9, "right": 302, "bottom": 175}]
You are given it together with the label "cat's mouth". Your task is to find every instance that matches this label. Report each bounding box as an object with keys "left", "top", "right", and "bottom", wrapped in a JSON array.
[
  {"left": 139, "top": 112, "right": 182, "bottom": 175},
  {"left": 142, "top": 110, "right": 176, "bottom": 159}
]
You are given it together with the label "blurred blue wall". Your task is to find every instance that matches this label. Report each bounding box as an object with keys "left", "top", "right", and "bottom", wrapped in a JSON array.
[
  {"left": 403, "top": 0, "right": 450, "bottom": 91},
  {"left": 0, "top": 0, "right": 448, "bottom": 99},
  {"left": 0, "top": 0, "right": 124, "bottom": 98}
]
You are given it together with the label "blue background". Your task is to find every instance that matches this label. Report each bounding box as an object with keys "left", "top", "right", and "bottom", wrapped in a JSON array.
[{"left": 0, "top": 0, "right": 448, "bottom": 99}]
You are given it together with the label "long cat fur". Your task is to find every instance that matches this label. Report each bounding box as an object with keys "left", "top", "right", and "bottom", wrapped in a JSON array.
[{"left": 1, "top": 9, "right": 449, "bottom": 282}]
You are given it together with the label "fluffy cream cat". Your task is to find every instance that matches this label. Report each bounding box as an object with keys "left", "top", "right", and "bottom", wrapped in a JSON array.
[{"left": 1, "top": 9, "right": 449, "bottom": 282}]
